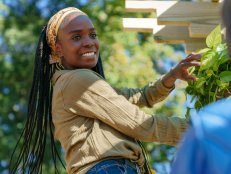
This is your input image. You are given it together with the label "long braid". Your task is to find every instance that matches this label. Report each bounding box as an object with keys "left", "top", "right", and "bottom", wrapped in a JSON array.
[
  {"left": 10, "top": 25, "right": 64, "bottom": 173},
  {"left": 137, "top": 141, "right": 152, "bottom": 174},
  {"left": 91, "top": 53, "right": 105, "bottom": 79}
]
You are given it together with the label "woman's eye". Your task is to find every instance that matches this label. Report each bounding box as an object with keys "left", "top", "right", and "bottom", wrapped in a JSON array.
[
  {"left": 72, "top": 35, "right": 81, "bottom": 40},
  {"left": 90, "top": 33, "right": 97, "bottom": 39}
]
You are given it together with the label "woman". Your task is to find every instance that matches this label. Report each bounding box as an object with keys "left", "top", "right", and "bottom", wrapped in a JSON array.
[{"left": 10, "top": 7, "right": 201, "bottom": 174}]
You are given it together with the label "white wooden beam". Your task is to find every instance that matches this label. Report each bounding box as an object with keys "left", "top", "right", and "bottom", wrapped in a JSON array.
[
  {"left": 123, "top": 18, "right": 208, "bottom": 44},
  {"left": 185, "top": 42, "right": 207, "bottom": 54},
  {"left": 153, "top": 26, "right": 205, "bottom": 44},
  {"left": 189, "top": 23, "right": 218, "bottom": 38},
  {"left": 125, "top": 1, "right": 177, "bottom": 14},
  {"left": 122, "top": 18, "right": 157, "bottom": 32},
  {"left": 125, "top": 1, "right": 221, "bottom": 26},
  {"left": 157, "top": 1, "right": 221, "bottom": 26}
]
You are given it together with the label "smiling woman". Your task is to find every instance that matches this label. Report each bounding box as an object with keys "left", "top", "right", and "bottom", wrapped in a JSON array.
[
  {"left": 56, "top": 14, "right": 99, "bottom": 69},
  {"left": 10, "top": 7, "right": 201, "bottom": 174}
]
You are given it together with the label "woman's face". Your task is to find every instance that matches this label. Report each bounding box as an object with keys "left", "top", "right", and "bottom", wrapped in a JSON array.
[{"left": 56, "top": 14, "right": 99, "bottom": 69}]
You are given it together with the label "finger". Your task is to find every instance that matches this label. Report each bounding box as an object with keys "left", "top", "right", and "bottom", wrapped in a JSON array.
[
  {"left": 187, "top": 52, "right": 201, "bottom": 58},
  {"left": 188, "top": 75, "right": 198, "bottom": 81},
  {"left": 184, "top": 54, "right": 202, "bottom": 62},
  {"left": 181, "top": 62, "right": 201, "bottom": 68},
  {"left": 183, "top": 75, "right": 198, "bottom": 81},
  {"left": 180, "top": 56, "right": 200, "bottom": 64}
]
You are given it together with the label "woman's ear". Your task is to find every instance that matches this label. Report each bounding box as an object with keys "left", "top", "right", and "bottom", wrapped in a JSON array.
[{"left": 55, "top": 42, "right": 64, "bottom": 58}]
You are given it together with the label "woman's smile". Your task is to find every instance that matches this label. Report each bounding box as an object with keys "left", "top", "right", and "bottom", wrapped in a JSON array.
[{"left": 81, "top": 51, "right": 96, "bottom": 57}]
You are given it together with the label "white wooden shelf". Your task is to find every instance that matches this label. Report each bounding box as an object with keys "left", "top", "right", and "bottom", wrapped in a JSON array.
[{"left": 123, "top": 0, "right": 222, "bottom": 53}]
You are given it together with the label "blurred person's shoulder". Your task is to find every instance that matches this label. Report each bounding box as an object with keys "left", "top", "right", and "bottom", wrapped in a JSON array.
[{"left": 191, "top": 98, "right": 231, "bottom": 150}]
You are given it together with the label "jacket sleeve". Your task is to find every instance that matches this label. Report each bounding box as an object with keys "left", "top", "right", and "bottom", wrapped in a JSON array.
[
  {"left": 61, "top": 70, "right": 187, "bottom": 145},
  {"left": 114, "top": 78, "right": 174, "bottom": 108}
]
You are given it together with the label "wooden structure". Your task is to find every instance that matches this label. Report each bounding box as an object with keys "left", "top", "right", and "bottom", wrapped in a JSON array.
[{"left": 123, "top": 0, "right": 223, "bottom": 53}]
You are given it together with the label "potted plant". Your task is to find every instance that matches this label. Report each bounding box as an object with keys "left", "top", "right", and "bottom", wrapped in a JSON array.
[{"left": 185, "top": 25, "right": 231, "bottom": 117}]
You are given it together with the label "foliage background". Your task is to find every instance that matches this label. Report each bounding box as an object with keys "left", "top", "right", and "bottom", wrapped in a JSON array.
[{"left": 0, "top": 0, "right": 190, "bottom": 173}]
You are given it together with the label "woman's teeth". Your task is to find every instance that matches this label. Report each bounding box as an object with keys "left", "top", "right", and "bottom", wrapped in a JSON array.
[{"left": 82, "top": 52, "right": 95, "bottom": 57}]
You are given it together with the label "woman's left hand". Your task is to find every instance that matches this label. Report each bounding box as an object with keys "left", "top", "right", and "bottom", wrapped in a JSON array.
[{"left": 162, "top": 53, "right": 201, "bottom": 88}]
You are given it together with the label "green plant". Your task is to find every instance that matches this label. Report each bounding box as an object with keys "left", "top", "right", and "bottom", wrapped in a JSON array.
[{"left": 185, "top": 25, "right": 231, "bottom": 117}]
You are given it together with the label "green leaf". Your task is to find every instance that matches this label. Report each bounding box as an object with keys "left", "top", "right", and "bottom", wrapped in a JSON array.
[
  {"left": 196, "top": 48, "right": 211, "bottom": 54},
  {"left": 188, "top": 66, "right": 195, "bottom": 75},
  {"left": 219, "top": 51, "right": 230, "bottom": 64},
  {"left": 219, "top": 71, "right": 231, "bottom": 82},
  {"left": 185, "top": 86, "right": 195, "bottom": 95},
  {"left": 206, "top": 25, "right": 222, "bottom": 49},
  {"left": 215, "top": 79, "right": 229, "bottom": 89},
  {"left": 195, "top": 100, "right": 203, "bottom": 110},
  {"left": 194, "top": 77, "right": 206, "bottom": 88},
  {"left": 200, "top": 51, "right": 217, "bottom": 70},
  {"left": 216, "top": 43, "right": 227, "bottom": 52},
  {"left": 205, "top": 69, "right": 214, "bottom": 77}
]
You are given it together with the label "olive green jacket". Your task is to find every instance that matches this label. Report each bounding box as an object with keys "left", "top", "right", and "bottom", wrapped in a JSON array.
[{"left": 51, "top": 69, "right": 187, "bottom": 174}]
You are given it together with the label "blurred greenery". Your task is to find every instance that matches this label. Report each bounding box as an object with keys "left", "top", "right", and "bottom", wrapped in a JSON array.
[{"left": 0, "top": 0, "right": 188, "bottom": 173}]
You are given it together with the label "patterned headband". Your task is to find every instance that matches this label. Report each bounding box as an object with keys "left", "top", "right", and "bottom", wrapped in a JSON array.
[{"left": 46, "top": 7, "right": 86, "bottom": 64}]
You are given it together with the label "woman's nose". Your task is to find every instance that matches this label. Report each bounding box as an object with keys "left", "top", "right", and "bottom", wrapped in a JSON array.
[{"left": 82, "top": 37, "right": 94, "bottom": 47}]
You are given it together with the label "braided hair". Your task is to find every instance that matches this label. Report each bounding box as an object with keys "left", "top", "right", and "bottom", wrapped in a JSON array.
[{"left": 9, "top": 25, "right": 105, "bottom": 173}]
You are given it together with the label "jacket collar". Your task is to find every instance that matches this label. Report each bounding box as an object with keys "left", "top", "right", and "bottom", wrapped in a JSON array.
[{"left": 52, "top": 70, "right": 70, "bottom": 86}]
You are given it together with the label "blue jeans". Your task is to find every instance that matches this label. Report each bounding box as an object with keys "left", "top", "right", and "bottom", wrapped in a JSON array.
[{"left": 86, "top": 159, "right": 139, "bottom": 174}]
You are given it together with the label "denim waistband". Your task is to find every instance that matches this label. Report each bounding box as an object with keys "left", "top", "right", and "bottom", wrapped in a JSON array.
[
  {"left": 87, "top": 158, "right": 141, "bottom": 173},
  {"left": 117, "top": 158, "right": 138, "bottom": 169}
]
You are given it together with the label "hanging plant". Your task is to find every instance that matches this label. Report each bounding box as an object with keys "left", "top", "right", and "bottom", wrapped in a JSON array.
[{"left": 185, "top": 25, "right": 231, "bottom": 117}]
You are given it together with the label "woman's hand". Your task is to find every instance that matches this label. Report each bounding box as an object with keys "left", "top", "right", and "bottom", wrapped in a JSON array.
[{"left": 162, "top": 53, "right": 201, "bottom": 88}]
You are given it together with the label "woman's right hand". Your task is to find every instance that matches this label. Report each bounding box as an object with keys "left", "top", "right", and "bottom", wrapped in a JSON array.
[{"left": 161, "top": 53, "right": 201, "bottom": 88}]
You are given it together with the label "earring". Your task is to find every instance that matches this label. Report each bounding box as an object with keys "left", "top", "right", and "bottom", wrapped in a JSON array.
[
  {"left": 49, "top": 53, "right": 61, "bottom": 64},
  {"left": 59, "top": 61, "right": 65, "bottom": 68},
  {"left": 55, "top": 60, "right": 64, "bottom": 70},
  {"left": 55, "top": 56, "right": 64, "bottom": 70}
]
